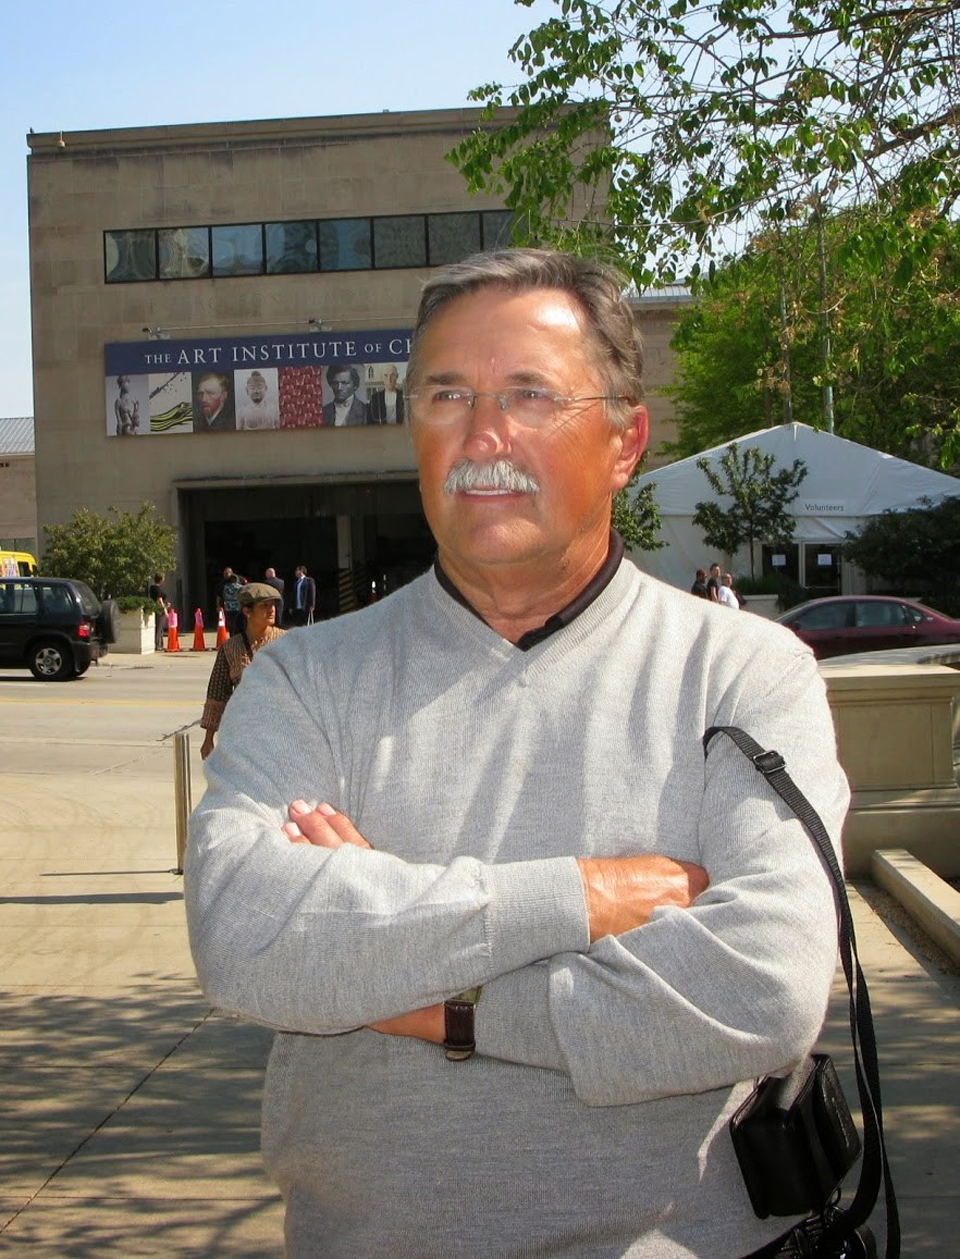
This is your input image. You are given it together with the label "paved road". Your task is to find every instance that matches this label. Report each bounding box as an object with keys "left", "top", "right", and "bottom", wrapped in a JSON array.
[{"left": 1, "top": 649, "right": 958, "bottom": 1255}]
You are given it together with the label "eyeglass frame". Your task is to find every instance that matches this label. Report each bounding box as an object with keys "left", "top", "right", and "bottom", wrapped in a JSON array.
[{"left": 405, "top": 385, "right": 632, "bottom": 426}]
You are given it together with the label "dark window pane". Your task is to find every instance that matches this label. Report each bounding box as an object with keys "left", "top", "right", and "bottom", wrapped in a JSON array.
[
  {"left": 855, "top": 600, "right": 905, "bottom": 628},
  {"left": 212, "top": 224, "right": 263, "bottom": 277},
  {"left": 798, "top": 603, "right": 848, "bottom": 631},
  {"left": 319, "top": 219, "right": 372, "bottom": 271},
  {"left": 5, "top": 582, "right": 38, "bottom": 614},
  {"left": 40, "top": 584, "right": 73, "bottom": 614},
  {"left": 482, "top": 210, "right": 515, "bottom": 249},
  {"left": 265, "top": 221, "right": 318, "bottom": 274},
  {"left": 428, "top": 213, "right": 481, "bottom": 265},
  {"left": 373, "top": 216, "right": 426, "bottom": 269},
  {"left": 104, "top": 230, "right": 157, "bottom": 282},
  {"left": 159, "top": 227, "right": 210, "bottom": 279}
]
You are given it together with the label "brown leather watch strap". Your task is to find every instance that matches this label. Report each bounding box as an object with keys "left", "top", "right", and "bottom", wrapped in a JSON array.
[{"left": 443, "top": 987, "right": 481, "bottom": 1061}]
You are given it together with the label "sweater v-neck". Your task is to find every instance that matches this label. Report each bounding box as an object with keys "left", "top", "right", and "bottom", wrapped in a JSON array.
[
  {"left": 432, "top": 531, "right": 625, "bottom": 652},
  {"left": 427, "top": 545, "right": 638, "bottom": 679}
]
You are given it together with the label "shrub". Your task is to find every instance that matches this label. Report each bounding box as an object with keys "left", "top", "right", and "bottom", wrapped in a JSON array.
[{"left": 43, "top": 504, "right": 177, "bottom": 600}]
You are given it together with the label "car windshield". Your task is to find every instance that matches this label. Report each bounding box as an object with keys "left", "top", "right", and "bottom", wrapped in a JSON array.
[{"left": 73, "top": 582, "right": 102, "bottom": 617}]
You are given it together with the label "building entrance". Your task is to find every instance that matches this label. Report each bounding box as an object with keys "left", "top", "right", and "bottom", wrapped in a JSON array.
[{"left": 177, "top": 478, "right": 434, "bottom": 622}]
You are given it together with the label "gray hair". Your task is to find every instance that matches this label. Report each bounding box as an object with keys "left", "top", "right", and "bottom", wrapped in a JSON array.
[{"left": 407, "top": 248, "right": 644, "bottom": 431}]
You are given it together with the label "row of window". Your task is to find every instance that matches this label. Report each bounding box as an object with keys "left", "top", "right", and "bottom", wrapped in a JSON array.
[{"left": 104, "top": 210, "right": 515, "bottom": 284}]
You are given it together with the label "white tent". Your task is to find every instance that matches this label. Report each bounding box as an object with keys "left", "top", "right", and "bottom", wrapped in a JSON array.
[{"left": 631, "top": 423, "right": 960, "bottom": 592}]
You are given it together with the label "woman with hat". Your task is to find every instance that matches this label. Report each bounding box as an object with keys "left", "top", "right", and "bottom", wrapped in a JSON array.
[{"left": 200, "top": 582, "right": 286, "bottom": 760}]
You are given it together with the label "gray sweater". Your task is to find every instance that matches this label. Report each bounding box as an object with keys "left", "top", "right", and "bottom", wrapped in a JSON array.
[{"left": 186, "top": 561, "right": 849, "bottom": 1257}]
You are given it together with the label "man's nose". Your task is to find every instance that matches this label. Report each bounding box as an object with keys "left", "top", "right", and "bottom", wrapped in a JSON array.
[{"left": 461, "top": 392, "right": 515, "bottom": 458}]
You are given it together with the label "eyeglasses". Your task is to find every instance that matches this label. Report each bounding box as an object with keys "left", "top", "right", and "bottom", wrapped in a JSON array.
[{"left": 406, "top": 386, "right": 629, "bottom": 428}]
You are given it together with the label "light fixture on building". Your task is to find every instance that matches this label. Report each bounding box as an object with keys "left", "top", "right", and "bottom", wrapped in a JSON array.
[
  {"left": 142, "top": 326, "right": 170, "bottom": 341},
  {"left": 307, "top": 318, "right": 332, "bottom": 332}
]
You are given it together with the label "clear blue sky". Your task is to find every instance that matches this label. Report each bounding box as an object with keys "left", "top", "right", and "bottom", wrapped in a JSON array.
[{"left": 0, "top": 0, "right": 551, "bottom": 417}]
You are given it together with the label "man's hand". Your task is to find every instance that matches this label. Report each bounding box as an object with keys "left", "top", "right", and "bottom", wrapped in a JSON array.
[
  {"left": 282, "top": 800, "right": 373, "bottom": 848},
  {"left": 369, "top": 1005, "right": 445, "bottom": 1043},
  {"left": 577, "top": 856, "right": 708, "bottom": 943}
]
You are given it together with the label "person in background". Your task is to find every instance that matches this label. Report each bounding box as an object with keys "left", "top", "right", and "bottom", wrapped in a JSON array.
[
  {"left": 292, "top": 565, "right": 316, "bottom": 626},
  {"left": 147, "top": 572, "right": 168, "bottom": 650},
  {"left": 717, "top": 572, "right": 740, "bottom": 608},
  {"left": 200, "top": 583, "right": 286, "bottom": 760},
  {"left": 217, "top": 567, "right": 246, "bottom": 635},
  {"left": 263, "top": 566, "right": 285, "bottom": 626},
  {"left": 690, "top": 568, "right": 710, "bottom": 599},
  {"left": 706, "top": 561, "right": 722, "bottom": 601}
]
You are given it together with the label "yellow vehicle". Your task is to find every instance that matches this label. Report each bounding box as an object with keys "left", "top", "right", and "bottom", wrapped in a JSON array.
[{"left": 0, "top": 551, "right": 39, "bottom": 577}]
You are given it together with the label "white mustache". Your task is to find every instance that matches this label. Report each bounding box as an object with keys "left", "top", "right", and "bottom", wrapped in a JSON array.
[{"left": 443, "top": 459, "right": 540, "bottom": 496}]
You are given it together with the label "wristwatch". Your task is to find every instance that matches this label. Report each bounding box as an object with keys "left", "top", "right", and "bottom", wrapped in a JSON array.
[{"left": 443, "top": 987, "right": 482, "bottom": 1061}]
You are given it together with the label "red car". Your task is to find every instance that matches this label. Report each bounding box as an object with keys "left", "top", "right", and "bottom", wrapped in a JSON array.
[{"left": 776, "top": 595, "right": 960, "bottom": 660}]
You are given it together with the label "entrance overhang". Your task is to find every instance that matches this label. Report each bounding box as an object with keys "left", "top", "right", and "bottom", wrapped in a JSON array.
[{"left": 172, "top": 468, "right": 416, "bottom": 492}]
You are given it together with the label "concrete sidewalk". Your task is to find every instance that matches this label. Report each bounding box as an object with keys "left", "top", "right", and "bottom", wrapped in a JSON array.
[{"left": 1, "top": 655, "right": 958, "bottom": 1254}]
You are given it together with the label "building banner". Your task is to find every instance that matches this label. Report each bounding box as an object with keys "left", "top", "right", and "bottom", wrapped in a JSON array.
[{"left": 104, "top": 329, "right": 412, "bottom": 436}]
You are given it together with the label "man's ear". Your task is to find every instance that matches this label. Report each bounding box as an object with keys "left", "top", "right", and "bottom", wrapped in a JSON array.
[{"left": 611, "top": 405, "right": 649, "bottom": 492}]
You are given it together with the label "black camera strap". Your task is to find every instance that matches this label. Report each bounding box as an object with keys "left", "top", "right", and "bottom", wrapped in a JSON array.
[{"left": 703, "top": 726, "right": 899, "bottom": 1258}]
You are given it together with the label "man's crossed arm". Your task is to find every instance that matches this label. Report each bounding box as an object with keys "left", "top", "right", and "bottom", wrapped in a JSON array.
[{"left": 282, "top": 798, "right": 709, "bottom": 1045}]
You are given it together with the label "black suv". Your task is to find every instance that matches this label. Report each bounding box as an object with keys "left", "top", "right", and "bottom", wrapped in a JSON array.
[{"left": 0, "top": 578, "right": 119, "bottom": 680}]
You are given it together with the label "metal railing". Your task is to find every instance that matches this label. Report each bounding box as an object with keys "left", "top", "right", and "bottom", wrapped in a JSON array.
[{"left": 173, "top": 730, "right": 192, "bottom": 875}]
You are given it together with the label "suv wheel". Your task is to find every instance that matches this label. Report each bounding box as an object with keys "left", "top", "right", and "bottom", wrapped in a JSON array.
[{"left": 29, "top": 639, "right": 74, "bottom": 681}]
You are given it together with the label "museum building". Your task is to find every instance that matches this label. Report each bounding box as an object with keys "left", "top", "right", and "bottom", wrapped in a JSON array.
[{"left": 27, "top": 108, "right": 686, "bottom": 618}]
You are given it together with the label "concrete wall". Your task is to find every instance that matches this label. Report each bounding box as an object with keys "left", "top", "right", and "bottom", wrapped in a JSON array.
[
  {"left": 824, "top": 662, "right": 960, "bottom": 876},
  {"left": 0, "top": 453, "right": 37, "bottom": 550}
]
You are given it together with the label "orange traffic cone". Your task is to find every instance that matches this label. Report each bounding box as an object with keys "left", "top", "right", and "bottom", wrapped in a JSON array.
[
  {"left": 191, "top": 607, "right": 207, "bottom": 651},
  {"left": 215, "top": 608, "right": 229, "bottom": 647},
  {"left": 165, "top": 607, "right": 181, "bottom": 652}
]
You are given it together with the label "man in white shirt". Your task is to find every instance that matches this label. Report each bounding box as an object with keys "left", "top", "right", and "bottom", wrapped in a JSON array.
[{"left": 717, "top": 572, "right": 740, "bottom": 608}]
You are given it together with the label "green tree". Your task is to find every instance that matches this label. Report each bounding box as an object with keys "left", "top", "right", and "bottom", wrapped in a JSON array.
[
  {"left": 451, "top": 0, "right": 960, "bottom": 288},
  {"left": 612, "top": 465, "right": 666, "bottom": 552},
  {"left": 841, "top": 495, "right": 960, "bottom": 599},
  {"left": 665, "top": 212, "right": 960, "bottom": 464},
  {"left": 693, "top": 444, "right": 808, "bottom": 577},
  {"left": 43, "top": 503, "right": 177, "bottom": 599}
]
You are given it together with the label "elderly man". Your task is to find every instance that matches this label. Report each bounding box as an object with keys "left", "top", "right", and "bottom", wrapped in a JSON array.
[{"left": 187, "top": 249, "right": 847, "bottom": 1257}]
